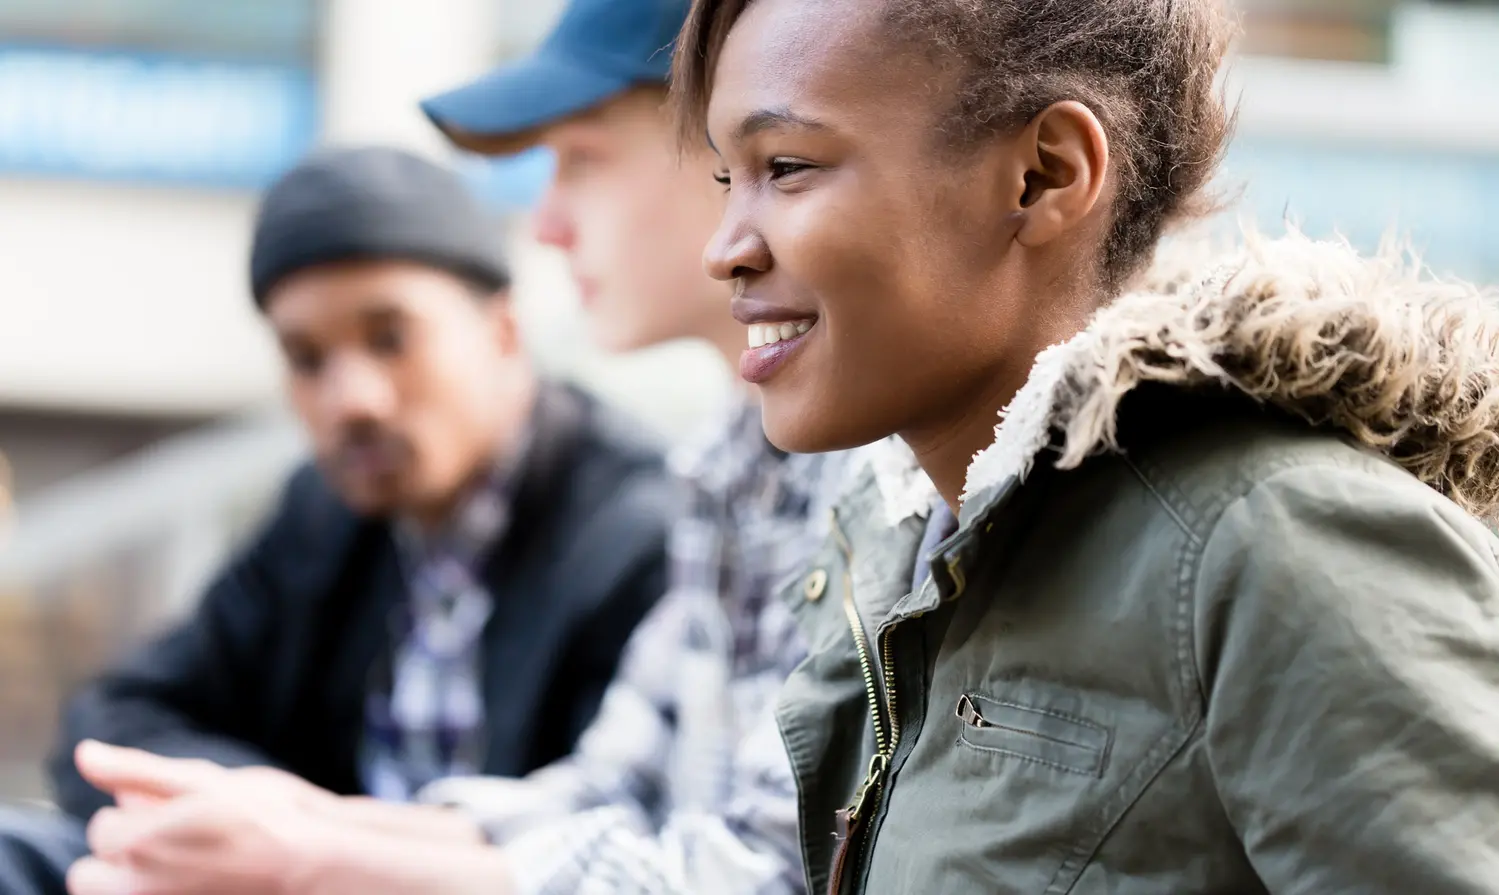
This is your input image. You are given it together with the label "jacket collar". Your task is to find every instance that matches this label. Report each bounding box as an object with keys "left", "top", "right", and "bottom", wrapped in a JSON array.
[{"left": 854, "top": 229, "right": 1499, "bottom": 533}]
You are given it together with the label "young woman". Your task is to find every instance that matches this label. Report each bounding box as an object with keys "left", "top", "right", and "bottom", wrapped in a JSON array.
[{"left": 673, "top": 1, "right": 1499, "bottom": 893}]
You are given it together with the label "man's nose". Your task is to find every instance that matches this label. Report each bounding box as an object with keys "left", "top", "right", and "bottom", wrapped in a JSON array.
[
  {"left": 319, "top": 354, "right": 397, "bottom": 424},
  {"left": 531, "top": 183, "right": 575, "bottom": 251}
]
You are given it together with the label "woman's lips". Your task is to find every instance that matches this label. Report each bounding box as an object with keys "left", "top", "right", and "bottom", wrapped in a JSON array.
[{"left": 740, "top": 319, "right": 815, "bottom": 384}]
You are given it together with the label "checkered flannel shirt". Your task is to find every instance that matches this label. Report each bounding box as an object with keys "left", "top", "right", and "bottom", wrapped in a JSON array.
[
  {"left": 362, "top": 454, "right": 517, "bottom": 802},
  {"left": 418, "top": 400, "right": 852, "bottom": 895}
]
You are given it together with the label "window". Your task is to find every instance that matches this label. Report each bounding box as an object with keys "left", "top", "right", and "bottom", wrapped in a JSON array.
[
  {"left": 0, "top": 0, "right": 317, "bottom": 65},
  {"left": 0, "top": 0, "right": 319, "bottom": 187},
  {"left": 1237, "top": 0, "right": 1400, "bottom": 63}
]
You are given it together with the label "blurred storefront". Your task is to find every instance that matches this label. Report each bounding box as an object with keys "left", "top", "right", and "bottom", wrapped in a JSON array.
[
  {"left": 0, "top": 0, "right": 720, "bottom": 493},
  {"left": 1226, "top": 0, "right": 1499, "bottom": 283},
  {"left": 0, "top": 0, "right": 489, "bottom": 799},
  {"left": 0, "top": 0, "right": 321, "bottom": 495}
]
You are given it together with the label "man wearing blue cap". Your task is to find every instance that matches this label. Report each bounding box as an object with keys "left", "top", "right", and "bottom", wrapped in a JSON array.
[
  {"left": 425, "top": 0, "right": 743, "bottom": 362},
  {"left": 413, "top": 1, "right": 855, "bottom": 888},
  {"left": 50, "top": 0, "right": 849, "bottom": 893}
]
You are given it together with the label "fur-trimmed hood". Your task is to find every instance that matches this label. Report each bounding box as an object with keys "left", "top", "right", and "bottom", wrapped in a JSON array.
[{"left": 957, "top": 230, "right": 1499, "bottom": 522}]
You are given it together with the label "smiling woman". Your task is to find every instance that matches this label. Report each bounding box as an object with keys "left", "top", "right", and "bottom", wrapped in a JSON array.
[
  {"left": 669, "top": 1, "right": 1499, "bottom": 894},
  {"left": 674, "top": 0, "right": 1232, "bottom": 501}
]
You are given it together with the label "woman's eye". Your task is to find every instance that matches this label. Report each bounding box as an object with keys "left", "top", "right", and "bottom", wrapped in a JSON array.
[
  {"left": 714, "top": 159, "right": 812, "bottom": 191},
  {"left": 768, "top": 158, "right": 810, "bottom": 180}
]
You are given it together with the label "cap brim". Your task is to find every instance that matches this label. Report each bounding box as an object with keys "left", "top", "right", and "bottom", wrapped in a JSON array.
[{"left": 422, "top": 53, "right": 633, "bottom": 156}]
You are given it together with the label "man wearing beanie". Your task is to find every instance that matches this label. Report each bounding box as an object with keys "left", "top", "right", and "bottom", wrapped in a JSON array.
[{"left": 0, "top": 145, "right": 671, "bottom": 895}]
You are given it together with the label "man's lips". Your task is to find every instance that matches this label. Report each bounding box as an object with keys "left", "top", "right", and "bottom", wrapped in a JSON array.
[{"left": 336, "top": 441, "right": 405, "bottom": 478}]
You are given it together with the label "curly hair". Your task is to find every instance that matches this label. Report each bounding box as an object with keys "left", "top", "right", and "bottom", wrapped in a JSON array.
[{"left": 671, "top": 0, "right": 1239, "bottom": 290}]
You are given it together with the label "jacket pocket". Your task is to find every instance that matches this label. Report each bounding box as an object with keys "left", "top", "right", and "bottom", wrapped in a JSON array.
[{"left": 954, "top": 692, "right": 1111, "bottom": 777}]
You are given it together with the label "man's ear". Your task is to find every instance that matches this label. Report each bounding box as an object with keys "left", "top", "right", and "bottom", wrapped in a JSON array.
[
  {"left": 1009, "top": 101, "right": 1110, "bottom": 249},
  {"left": 480, "top": 291, "right": 524, "bottom": 357}
]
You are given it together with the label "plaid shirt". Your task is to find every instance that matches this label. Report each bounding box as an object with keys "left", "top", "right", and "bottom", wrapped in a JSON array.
[
  {"left": 418, "top": 400, "right": 852, "bottom": 895},
  {"left": 362, "top": 455, "right": 518, "bottom": 802}
]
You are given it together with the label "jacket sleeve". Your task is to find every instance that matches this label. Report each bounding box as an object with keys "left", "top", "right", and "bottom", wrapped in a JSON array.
[
  {"left": 1195, "top": 463, "right": 1499, "bottom": 894},
  {"left": 47, "top": 470, "right": 326, "bottom": 820},
  {"left": 420, "top": 616, "right": 805, "bottom": 895},
  {"left": 499, "top": 696, "right": 804, "bottom": 895}
]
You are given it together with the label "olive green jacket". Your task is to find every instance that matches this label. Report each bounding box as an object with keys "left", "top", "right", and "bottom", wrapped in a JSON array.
[{"left": 778, "top": 234, "right": 1499, "bottom": 895}]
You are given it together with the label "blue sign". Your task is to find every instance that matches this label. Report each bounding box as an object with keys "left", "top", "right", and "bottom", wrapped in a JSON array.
[{"left": 0, "top": 44, "right": 317, "bottom": 189}]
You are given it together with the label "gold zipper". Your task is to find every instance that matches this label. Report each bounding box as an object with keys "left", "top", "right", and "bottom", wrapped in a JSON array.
[
  {"left": 827, "top": 506, "right": 965, "bottom": 893},
  {"left": 829, "top": 514, "right": 901, "bottom": 828}
]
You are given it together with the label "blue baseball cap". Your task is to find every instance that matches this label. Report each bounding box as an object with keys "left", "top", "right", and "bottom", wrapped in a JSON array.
[{"left": 422, "top": 0, "right": 691, "bottom": 154}]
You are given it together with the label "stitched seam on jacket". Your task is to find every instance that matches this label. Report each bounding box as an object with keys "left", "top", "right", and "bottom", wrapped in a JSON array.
[
  {"left": 1043, "top": 716, "right": 1201, "bottom": 894},
  {"left": 1122, "top": 456, "right": 1203, "bottom": 547},
  {"left": 955, "top": 731, "right": 1104, "bottom": 777}
]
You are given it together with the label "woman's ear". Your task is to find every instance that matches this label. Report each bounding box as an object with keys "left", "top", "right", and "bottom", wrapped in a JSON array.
[{"left": 1009, "top": 101, "right": 1110, "bottom": 249}]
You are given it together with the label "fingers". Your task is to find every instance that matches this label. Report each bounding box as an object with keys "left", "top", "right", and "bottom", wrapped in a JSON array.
[
  {"left": 88, "top": 796, "right": 237, "bottom": 862},
  {"left": 86, "top": 806, "right": 153, "bottom": 861},
  {"left": 115, "top": 790, "right": 167, "bottom": 810},
  {"left": 75, "top": 741, "right": 225, "bottom": 801},
  {"left": 76, "top": 797, "right": 248, "bottom": 895},
  {"left": 66, "top": 856, "right": 141, "bottom": 895}
]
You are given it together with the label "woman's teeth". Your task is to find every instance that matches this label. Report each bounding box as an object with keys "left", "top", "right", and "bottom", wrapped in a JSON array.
[{"left": 747, "top": 320, "right": 813, "bottom": 349}]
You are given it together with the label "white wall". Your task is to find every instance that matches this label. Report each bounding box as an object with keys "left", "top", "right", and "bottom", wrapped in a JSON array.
[{"left": 0, "top": 178, "right": 275, "bottom": 414}]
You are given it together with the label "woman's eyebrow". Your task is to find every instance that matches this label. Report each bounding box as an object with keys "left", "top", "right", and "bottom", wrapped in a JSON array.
[
  {"left": 711, "top": 108, "right": 828, "bottom": 152},
  {"left": 735, "top": 108, "right": 827, "bottom": 141}
]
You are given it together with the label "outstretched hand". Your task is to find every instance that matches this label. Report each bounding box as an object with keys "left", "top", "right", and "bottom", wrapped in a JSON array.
[
  {"left": 74, "top": 740, "right": 326, "bottom": 810},
  {"left": 64, "top": 742, "right": 494, "bottom": 895}
]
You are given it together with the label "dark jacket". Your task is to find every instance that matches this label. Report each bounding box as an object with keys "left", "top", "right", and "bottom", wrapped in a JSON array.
[{"left": 49, "top": 381, "right": 673, "bottom": 820}]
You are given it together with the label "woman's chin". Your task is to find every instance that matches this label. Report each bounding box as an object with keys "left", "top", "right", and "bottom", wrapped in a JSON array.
[{"left": 761, "top": 399, "right": 879, "bottom": 456}]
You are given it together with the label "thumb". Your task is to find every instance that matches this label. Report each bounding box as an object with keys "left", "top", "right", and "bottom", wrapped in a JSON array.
[
  {"left": 75, "top": 740, "right": 224, "bottom": 801},
  {"left": 66, "top": 856, "right": 143, "bottom": 895}
]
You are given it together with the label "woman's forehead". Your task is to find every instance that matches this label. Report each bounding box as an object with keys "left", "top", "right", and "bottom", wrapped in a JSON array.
[{"left": 706, "top": 0, "right": 935, "bottom": 140}]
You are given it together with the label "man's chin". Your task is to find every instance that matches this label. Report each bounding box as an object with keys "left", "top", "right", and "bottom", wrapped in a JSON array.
[
  {"left": 331, "top": 478, "right": 406, "bottom": 519},
  {"left": 583, "top": 311, "right": 674, "bottom": 355}
]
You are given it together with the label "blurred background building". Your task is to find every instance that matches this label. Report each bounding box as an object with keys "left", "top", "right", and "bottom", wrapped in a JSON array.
[{"left": 0, "top": 0, "right": 1495, "bottom": 800}]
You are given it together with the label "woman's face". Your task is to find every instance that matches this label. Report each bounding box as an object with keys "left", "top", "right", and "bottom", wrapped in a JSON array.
[{"left": 704, "top": 0, "right": 1044, "bottom": 454}]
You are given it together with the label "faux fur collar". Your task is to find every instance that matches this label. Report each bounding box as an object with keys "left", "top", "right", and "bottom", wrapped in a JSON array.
[
  {"left": 860, "top": 230, "right": 1499, "bottom": 525},
  {"left": 963, "top": 230, "right": 1499, "bottom": 521}
]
